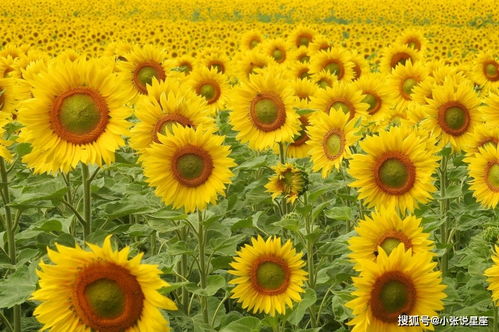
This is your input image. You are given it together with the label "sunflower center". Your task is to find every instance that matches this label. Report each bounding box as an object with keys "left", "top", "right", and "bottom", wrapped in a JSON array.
[
  {"left": 272, "top": 49, "right": 284, "bottom": 62},
  {"left": 179, "top": 63, "right": 192, "bottom": 74},
  {"left": 374, "top": 152, "right": 416, "bottom": 195},
  {"left": 133, "top": 62, "right": 166, "bottom": 94},
  {"left": 407, "top": 39, "right": 421, "bottom": 50},
  {"left": 300, "top": 70, "right": 311, "bottom": 80},
  {"left": 51, "top": 88, "right": 109, "bottom": 145},
  {"left": 209, "top": 62, "right": 224, "bottom": 73},
  {"left": 85, "top": 278, "right": 125, "bottom": 318},
  {"left": 250, "top": 39, "right": 260, "bottom": 49},
  {"left": 137, "top": 66, "right": 158, "bottom": 87},
  {"left": 330, "top": 101, "right": 349, "bottom": 114},
  {"left": 291, "top": 116, "right": 309, "bottom": 146},
  {"left": 153, "top": 114, "right": 193, "bottom": 141},
  {"left": 198, "top": 83, "right": 220, "bottom": 104},
  {"left": 380, "top": 280, "right": 409, "bottom": 313},
  {"left": 256, "top": 262, "right": 286, "bottom": 290},
  {"left": 402, "top": 78, "right": 417, "bottom": 98},
  {"left": 172, "top": 146, "right": 213, "bottom": 187},
  {"left": 444, "top": 106, "right": 466, "bottom": 130},
  {"left": 484, "top": 62, "right": 498, "bottom": 80},
  {"left": 324, "top": 62, "right": 340, "bottom": 76},
  {"left": 379, "top": 158, "right": 408, "bottom": 188},
  {"left": 250, "top": 94, "right": 286, "bottom": 132},
  {"left": 362, "top": 93, "right": 380, "bottom": 114},
  {"left": 298, "top": 36, "right": 310, "bottom": 47},
  {"left": 487, "top": 164, "right": 499, "bottom": 191},
  {"left": 391, "top": 53, "right": 411, "bottom": 69},
  {"left": 317, "top": 78, "right": 331, "bottom": 89},
  {"left": 380, "top": 238, "right": 402, "bottom": 256},
  {"left": 323, "top": 130, "right": 345, "bottom": 160},
  {"left": 299, "top": 55, "right": 310, "bottom": 63}
]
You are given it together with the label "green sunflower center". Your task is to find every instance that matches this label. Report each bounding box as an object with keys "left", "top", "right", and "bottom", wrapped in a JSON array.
[
  {"left": 137, "top": 66, "right": 159, "bottom": 87},
  {"left": 298, "top": 36, "right": 310, "bottom": 46},
  {"left": 379, "top": 280, "right": 409, "bottom": 313},
  {"left": 84, "top": 278, "right": 125, "bottom": 318},
  {"left": 59, "top": 93, "right": 101, "bottom": 135},
  {"left": 378, "top": 158, "right": 408, "bottom": 189},
  {"left": 272, "top": 49, "right": 284, "bottom": 62},
  {"left": 254, "top": 98, "right": 279, "bottom": 124},
  {"left": 407, "top": 40, "right": 419, "bottom": 49},
  {"left": 317, "top": 79, "right": 331, "bottom": 89},
  {"left": 256, "top": 262, "right": 286, "bottom": 290},
  {"left": 485, "top": 63, "right": 498, "bottom": 77},
  {"left": 402, "top": 78, "right": 417, "bottom": 97},
  {"left": 250, "top": 39, "right": 260, "bottom": 49},
  {"left": 330, "top": 101, "right": 349, "bottom": 114},
  {"left": 179, "top": 64, "right": 192, "bottom": 74},
  {"left": 488, "top": 164, "right": 499, "bottom": 190},
  {"left": 299, "top": 55, "right": 310, "bottom": 63},
  {"left": 324, "top": 62, "right": 340, "bottom": 76},
  {"left": 325, "top": 133, "right": 342, "bottom": 157},
  {"left": 300, "top": 70, "right": 311, "bottom": 80},
  {"left": 199, "top": 83, "right": 216, "bottom": 101},
  {"left": 158, "top": 121, "right": 179, "bottom": 135},
  {"left": 176, "top": 154, "right": 205, "bottom": 180},
  {"left": 380, "top": 237, "right": 402, "bottom": 255},
  {"left": 362, "top": 93, "right": 379, "bottom": 113},
  {"left": 444, "top": 106, "right": 466, "bottom": 130}
]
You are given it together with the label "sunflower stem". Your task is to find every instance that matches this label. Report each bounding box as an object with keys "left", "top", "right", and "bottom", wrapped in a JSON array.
[
  {"left": 439, "top": 154, "right": 449, "bottom": 276},
  {"left": 197, "top": 209, "right": 209, "bottom": 325},
  {"left": 0, "top": 157, "right": 20, "bottom": 332},
  {"left": 81, "top": 163, "right": 92, "bottom": 242},
  {"left": 179, "top": 225, "right": 189, "bottom": 312},
  {"left": 0, "top": 310, "right": 13, "bottom": 332},
  {"left": 303, "top": 192, "right": 318, "bottom": 328}
]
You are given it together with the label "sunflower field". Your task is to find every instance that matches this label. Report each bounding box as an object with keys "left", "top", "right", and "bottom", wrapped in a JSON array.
[{"left": 0, "top": 0, "right": 498, "bottom": 331}]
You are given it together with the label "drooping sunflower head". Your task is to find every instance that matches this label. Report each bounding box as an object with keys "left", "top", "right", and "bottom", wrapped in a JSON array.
[
  {"left": 31, "top": 235, "right": 178, "bottom": 332},
  {"left": 18, "top": 58, "right": 132, "bottom": 174},
  {"left": 346, "top": 245, "right": 446, "bottom": 331},
  {"left": 311, "top": 70, "right": 337, "bottom": 89},
  {"left": 288, "top": 46, "right": 312, "bottom": 64},
  {"left": 466, "top": 144, "right": 499, "bottom": 209},
  {"left": 309, "top": 35, "right": 334, "bottom": 53},
  {"left": 265, "top": 163, "right": 308, "bottom": 203},
  {"left": 347, "top": 50, "right": 370, "bottom": 81},
  {"left": 348, "top": 125, "right": 439, "bottom": 213},
  {"left": 229, "top": 66, "right": 300, "bottom": 151},
  {"left": 141, "top": 125, "right": 235, "bottom": 213},
  {"left": 289, "top": 61, "right": 313, "bottom": 81},
  {"left": 348, "top": 209, "right": 435, "bottom": 270},
  {"left": 229, "top": 235, "right": 308, "bottom": 316}
]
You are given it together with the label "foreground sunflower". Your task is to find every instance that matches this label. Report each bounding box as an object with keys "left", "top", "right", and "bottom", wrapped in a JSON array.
[
  {"left": 466, "top": 144, "right": 499, "bottom": 209},
  {"left": 142, "top": 125, "right": 235, "bottom": 213},
  {"left": 265, "top": 163, "right": 308, "bottom": 204},
  {"left": 228, "top": 236, "right": 307, "bottom": 316},
  {"left": 485, "top": 245, "right": 499, "bottom": 305},
  {"left": 31, "top": 235, "right": 177, "bottom": 332},
  {"left": 229, "top": 66, "right": 300, "bottom": 151},
  {"left": 18, "top": 58, "right": 131, "bottom": 174},
  {"left": 307, "top": 109, "right": 358, "bottom": 178},
  {"left": 346, "top": 245, "right": 446, "bottom": 332},
  {"left": 348, "top": 210, "right": 435, "bottom": 270},
  {"left": 348, "top": 126, "right": 439, "bottom": 213}
]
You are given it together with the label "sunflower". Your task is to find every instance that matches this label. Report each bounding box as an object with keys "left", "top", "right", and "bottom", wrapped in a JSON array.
[
  {"left": 348, "top": 209, "right": 435, "bottom": 270},
  {"left": 130, "top": 78, "right": 215, "bottom": 157},
  {"left": 168, "top": 55, "right": 197, "bottom": 76},
  {"left": 198, "top": 47, "right": 232, "bottom": 76},
  {"left": 396, "top": 29, "right": 427, "bottom": 52},
  {"left": 0, "top": 55, "right": 17, "bottom": 78},
  {"left": 310, "top": 81, "right": 369, "bottom": 120},
  {"left": 346, "top": 245, "right": 446, "bottom": 332},
  {"left": 288, "top": 25, "right": 317, "bottom": 48},
  {"left": 234, "top": 50, "right": 276, "bottom": 81},
  {"left": 348, "top": 126, "right": 439, "bottom": 213},
  {"left": 420, "top": 77, "right": 481, "bottom": 152},
  {"left": 229, "top": 66, "right": 300, "bottom": 151},
  {"left": 470, "top": 52, "right": 499, "bottom": 92},
  {"left": 188, "top": 67, "right": 228, "bottom": 114},
  {"left": 118, "top": 44, "right": 169, "bottom": 99},
  {"left": 481, "top": 93, "right": 499, "bottom": 126},
  {"left": 265, "top": 163, "right": 308, "bottom": 204},
  {"left": 354, "top": 73, "right": 396, "bottom": 124},
  {"left": 241, "top": 30, "right": 264, "bottom": 51},
  {"left": 141, "top": 125, "right": 235, "bottom": 213},
  {"left": 263, "top": 39, "right": 289, "bottom": 64},
  {"left": 348, "top": 50, "right": 370, "bottom": 81},
  {"left": 466, "top": 144, "right": 499, "bottom": 209},
  {"left": 309, "top": 48, "right": 354, "bottom": 81},
  {"left": 388, "top": 61, "right": 428, "bottom": 108},
  {"left": 286, "top": 114, "right": 312, "bottom": 159},
  {"left": 311, "top": 70, "right": 336, "bottom": 89},
  {"left": 380, "top": 44, "right": 420, "bottom": 73},
  {"left": 309, "top": 35, "right": 334, "bottom": 53},
  {"left": 289, "top": 61, "right": 313, "bottom": 81},
  {"left": 103, "top": 41, "right": 134, "bottom": 61},
  {"left": 464, "top": 123, "right": 499, "bottom": 157},
  {"left": 17, "top": 59, "right": 132, "bottom": 174},
  {"left": 307, "top": 109, "right": 358, "bottom": 178},
  {"left": 228, "top": 235, "right": 307, "bottom": 316},
  {"left": 0, "top": 77, "right": 27, "bottom": 119},
  {"left": 484, "top": 245, "right": 499, "bottom": 305},
  {"left": 31, "top": 235, "right": 177, "bottom": 332},
  {"left": 288, "top": 46, "right": 312, "bottom": 64}
]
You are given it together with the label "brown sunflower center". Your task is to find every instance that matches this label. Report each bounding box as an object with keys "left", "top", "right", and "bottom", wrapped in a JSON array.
[
  {"left": 72, "top": 262, "right": 144, "bottom": 331},
  {"left": 362, "top": 93, "right": 381, "bottom": 114},
  {"left": 487, "top": 163, "right": 499, "bottom": 192},
  {"left": 209, "top": 62, "right": 225, "bottom": 73},
  {"left": 172, "top": 146, "right": 213, "bottom": 187},
  {"left": 437, "top": 102, "right": 470, "bottom": 136},
  {"left": 406, "top": 39, "right": 421, "bottom": 51},
  {"left": 370, "top": 271, "right": 416, "bottom": 323},
  {"left": 291, "top": 116, "right": 309, "bottom": 146},
  {"left": 272, "top": 49, "right": 285, "bottom": 63},
  {"left": 484, "top": 61, "right": 499, "bottom": 81},
  {"left": 324, "top": 61, "right": 343, "bottom": 79},
  {"left": 298, "top": 54, "right": 310, "bottom": 63},
  {"left": 353, "top": 64, "right": 361, "bottom": 80},
  {"left": 249, "top": 39, "right": 260, "bottom": 49},
  {"left": 402, "top": 78, "right": 417, "bottom": 99},
  {"left": 298, "top": 35, "right": 311, "bottom": 47},
  {"left": 479, "top": 138, "right": 499, "bottom": 150},
  {"left": 251, "top": 256, "right": 290, "bottom": 295},
  {"left": 153, "top": 114, "right": 193, "bottom": 142},
  {"left": 249, "top": 94, "right": 286, "bottom": 132},
  {"left": 374, "top": 153, "right": 416, "bottom": 195},
  {"left": 390, "top": 52, "right": 411, "bottom": 69},
  {"left": 133, "top": 62, "right": 166, "bottom": 94},
  {"left": 323, "top": 129, "right": 345, "bottom": 160},
  {"left": 51, "top": 88, "right": 109, "bottom": 145},
  {"left": 198, "top": 82, "right": 221, "bottom": 104}
]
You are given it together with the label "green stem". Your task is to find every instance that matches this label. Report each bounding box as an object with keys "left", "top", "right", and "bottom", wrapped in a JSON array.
[
  {"left": 180, "top": 225, "right": 189, "bottom": 312},
  {"left": 81, "top": 164, "right": 92, "bottom": 242},
  {"left": 303, "top": 193, "right": 317, "bottom": 328},
  {"left": 0, "top": 158, "right": 20, "bottom": 332},
  {"left": 0, "top": 310, "right": 13, "bottom": 332},
  {"left": 197, "top": 210, "right": 209, "bottom": 325},
  {"left": 439, "top": 154, "right": 449, "bottom": 276}
]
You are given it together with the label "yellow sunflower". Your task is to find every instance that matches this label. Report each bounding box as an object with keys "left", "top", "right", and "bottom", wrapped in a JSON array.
[
  {"left": 17, "top": 59, "right": 132, "bottom": 174},
  {"left": 288, "top": 46, "right": 312, "bottom": 64},
  {"left": 396, "top": 29, "right": 427, "bottom": 52},
  {"left": 263, "top": 38, "right": 289, "bottom": 64},
  {"left": 354, "top": 73, "right": 397, "bottom": 124},
  {"left": 188, "top": 67, "right": 228, "bottom": 114},
  {"left": 464, "top": 123, "right": 499, "bottom": 157},
  {"left": 309, "top": 48, "right": 355, "bottom": 81},
  {"left": 229, "top": 66, "right": 300, "bottom": 151},
  {"left": 141, "top": 125, "right": 235, "bottom": 213},
  {"left": 380, "top": 44, "right": 420, "bottom": 73},
  {"left": 348, "top": 50, "right": 370, "bottom": 81},
  {"left": 234, "top": 50, "right": 276, "bottom": 82},
  {"left": 348, "top": 209, "right": 435, "bottom": 270},
  {"left": 485, "top": 245, "right": 499, "bottom": 305},
  {"left": 241, "top": 30, "right": 264, "bottom": 51},
  {"left": 481, "top": 93, "right": 499, "bottom": 126},
  {"left": 228, "top": 235, "right": 307, "bottom": 316},
  {"left": 130, "top": 78, "right": 215, "bottom": 158},
  {"left": 346, "top": 244, "right": 446, "bottom": 332},
  {"left": 388, "top": 61, "right": 428, "bottom": 108},
  {"left": 466, "top": 144, "right": 499, "bottom": 209},
  {"left": 265, "top": 163, "right": 308, "bottom": 204},
  {"left": 288, "top": 25, "right": 317, "bottom": 48},
  {"left": 0, "top": 77, "right": 27, "bottom": 119},
  {"left": 307, "top": 109, "right": 359, "bottom": 178},
  {"left": 348, "top": 126, "right": 439, "bottom": 213},
  {"left": 289, "top": 61, "right": 313, "bottom": 81},
  {"left": 31, "top": 235, "right": 177, "bottom": 332},
  {"left": 198, "top": 47, "right": 232, "bottom": 76},
  {"left": 420, "top": 77, "right": 481, "bottom": 152},
  {"left": 470, "top": 52, "right": 499, "bottom": 92},
  {"left": 311, "top": 70, "right": 337, "bottom": 89},
  {"left": 309, "top": 35, "right": 334, "bottom": 54},
  {"left": 0, "top": 55, "right": 16, "bottom": 78}
]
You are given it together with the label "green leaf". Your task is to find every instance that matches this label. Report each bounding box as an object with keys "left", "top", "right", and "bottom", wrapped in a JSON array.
[
  {"left": 0, "top": 265, "right": 37, "bottom": 308},
  {"left": 325, "top": 207, "right": 353, "bottom": 221},
  {"left": 288, "top": 288, "right": 317, "bottom": 325},
  {"left": 220, "top": 317, "right": 261, "bottom": 332},
  {"left": 187, "top": 275, "right": 225, "bottom": 296}
]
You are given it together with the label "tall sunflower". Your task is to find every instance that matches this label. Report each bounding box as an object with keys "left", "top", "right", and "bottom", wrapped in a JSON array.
[
  {"left": 141, "top": 125, "right": 235, "bottom": 213},
  {"left": 348, "top": 209, "right": 435, "bottom": 270},
  {"left": 17, "top": 59, "right": 132, "bottom": 174},
  {"left": 466, "top": 144, "right": 499, "bottom": 209},
  {"left": 348, "top": 126, "right": 439, "bottom": 213},
  {"left": 265, "top": 163, "right": 308, "bottom": 204},
  {"left": 307, "top": 109, "right": 359, "bottom": 178},
  {"left": 229, "top": 66, "right": 300, "bottom": 151},
  {"left": 31, "top": 235, "right": 177, "bottom": 332},
  {"left": 346, "top": 245, "right": 446, "bottom": 332},
  {"left": 228, "top": 236, "right": 308, "bottom": 316}
]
